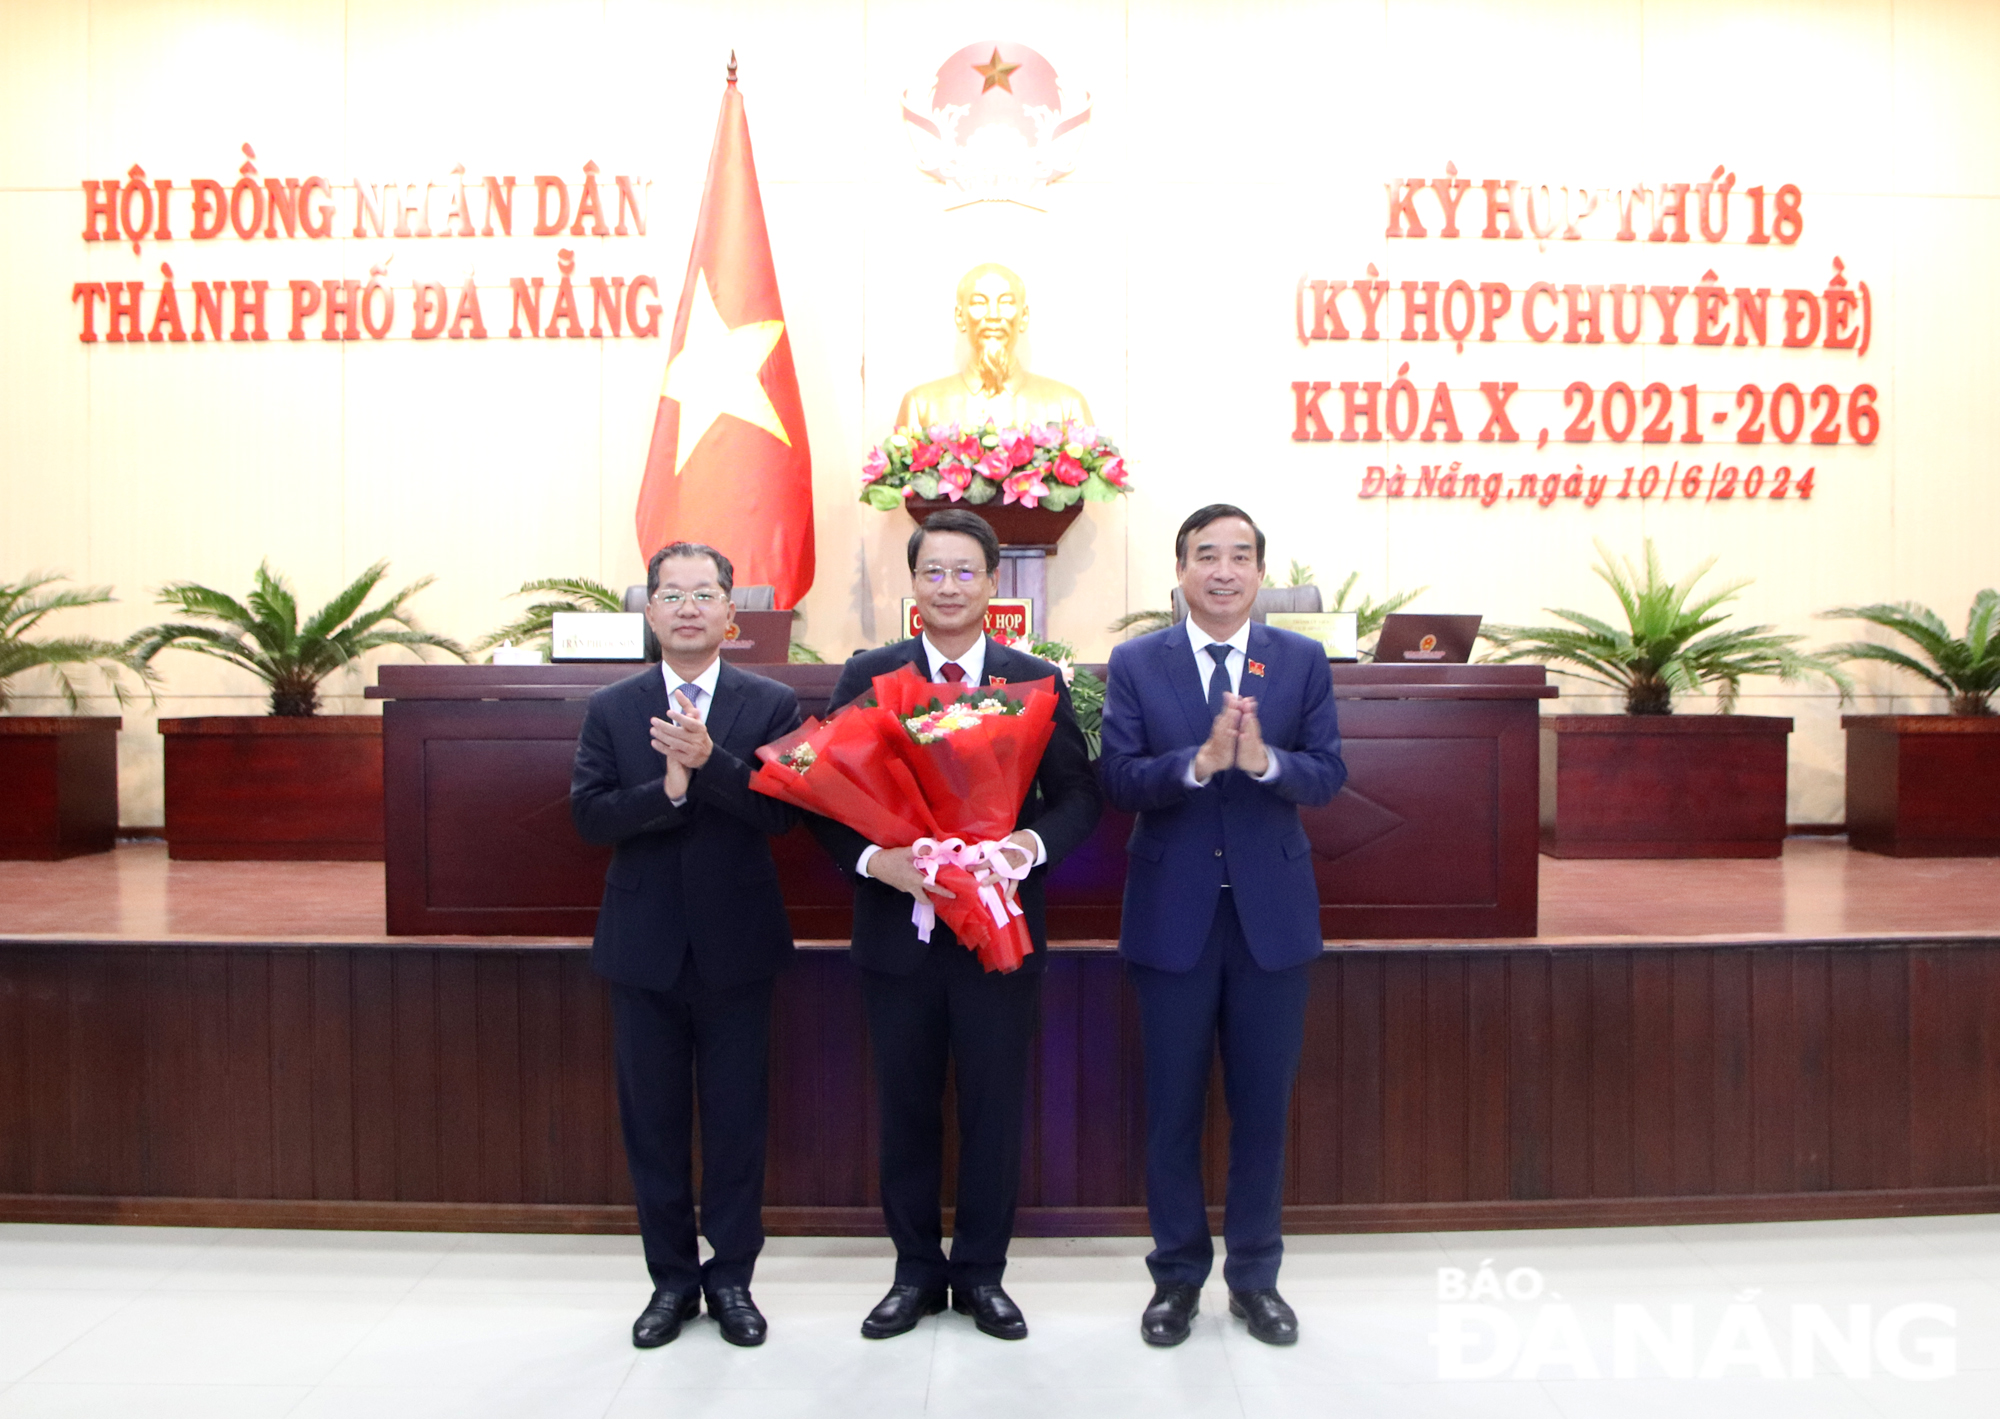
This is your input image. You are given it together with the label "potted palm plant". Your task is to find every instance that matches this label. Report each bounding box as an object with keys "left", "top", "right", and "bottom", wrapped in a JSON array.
[
  {"left": 1483, "top": 540, "right": 1847, "bottom": 858},
  {"left": 129, "top": 561, "right": 463, "bottom": 860},
  {"left": 1822, "top": 590, "right": 2000, "bottom": 856},
  {"left": 1, "top": 573, "right": 145, "bottom": 859}
]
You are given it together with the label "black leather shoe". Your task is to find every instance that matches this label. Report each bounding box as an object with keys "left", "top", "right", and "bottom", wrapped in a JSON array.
[
  {"left": 1228, "top": 1287, "right": 1299, "bottom": 1346},
  {"left": 632, "top": 1290, "right": 701, "bottom": 1348},
  {"left": 861, "top": 1283, "right": 946, "bottom": 1339},
  {"left": 952, "top": 1283, "right": 1028, "bottom": 1340},
  {"left": 705, "top": 1284, "right": 767, "bottom": 1347},
  {"left": 1140, "top": 1282, "right": 1202, "bottom": 1347}
]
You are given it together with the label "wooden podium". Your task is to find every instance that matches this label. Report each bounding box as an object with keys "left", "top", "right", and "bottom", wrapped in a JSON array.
[{"left": 370, "top": 661, "right": 1553, "bottom": 939}]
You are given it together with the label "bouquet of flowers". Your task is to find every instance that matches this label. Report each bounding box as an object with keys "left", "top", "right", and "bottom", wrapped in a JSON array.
[
  {"left": 858, "top": 420, "right": 1130, "bottom": 513},
  {"left": 750, "top": 665, "right": 1060, "bottom": 973}
]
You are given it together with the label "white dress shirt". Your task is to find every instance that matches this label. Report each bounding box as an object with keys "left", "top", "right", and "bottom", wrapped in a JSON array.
[
  {"left": 920, "top": 631, "right": 986, "bottom": 687},
  {"left": 661, "top": 656, "right": 723, "bottom": 806},
  {"left": 1183, "top": 615, "right": 1283, "bottom": 788},
  {"left": 856, "top": 635, "right": 1047, "bottom": 878}
]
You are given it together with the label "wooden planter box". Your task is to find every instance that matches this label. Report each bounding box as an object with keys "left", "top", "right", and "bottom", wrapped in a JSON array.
[
  {"left": 160, "top": 716, "right": 383, "bottom": 861},
  {"left": 903, "top": 496, "right": 1084, "bottom": 551},
  {"left": 0, "top": 717, "right": 120, "bottom": 860},
  {"left": 1542, "top": 714, "right": 1794, "bottom": 858},
  {"left": 1842, "top": 715, "right": 2000, "bottom": 857}
]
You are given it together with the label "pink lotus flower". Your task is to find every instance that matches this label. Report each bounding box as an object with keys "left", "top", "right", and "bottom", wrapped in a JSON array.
[
  {"left": 1002, "top": 470, "right": 1050, "bottom": 507},
  {"left": 1096, "top": 456, "right": 1129, "bottom": 487},
  {"left": 937, "top": 464, "right": 974, "bottom": 501},
  {"left": 953, "top": 436, "right": 983, "bottom": 463},
  {"left": 1049, "top": 452, "right": 1088, "bottom": 486},
  {"left": 861, "top": 447, "right": 890, "bottom": 484},
  {"left": 977, "top": 449, "right": 1013, "bottom": 480},
  {"left": 1005, "top": 436, "right": 1035, "bottom": 469},
  {"left": 1028, "top": 423, "right": 1060, "bottom": 448},
  {"left": 909, "top": 441, "right": 943, "bottom": 472}
]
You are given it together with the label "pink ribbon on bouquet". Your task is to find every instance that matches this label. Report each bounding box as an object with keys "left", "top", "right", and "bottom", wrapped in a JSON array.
[{"left": 908, "top": 835, "right": 1032, "bottom": 943}]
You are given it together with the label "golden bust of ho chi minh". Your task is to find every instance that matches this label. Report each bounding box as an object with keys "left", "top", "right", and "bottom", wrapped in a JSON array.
[{"left": 894, "top": 263, "right": 1094, "bottom": 431}]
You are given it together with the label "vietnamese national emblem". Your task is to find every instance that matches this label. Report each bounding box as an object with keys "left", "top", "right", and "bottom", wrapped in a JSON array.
[{"left": 901, "top": 40, "right": 1092, "bottom": 205}]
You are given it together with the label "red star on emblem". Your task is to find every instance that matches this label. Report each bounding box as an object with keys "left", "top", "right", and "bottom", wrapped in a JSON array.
[{"left": 970, "top": 47, "right": 1021, "bottom": 93}]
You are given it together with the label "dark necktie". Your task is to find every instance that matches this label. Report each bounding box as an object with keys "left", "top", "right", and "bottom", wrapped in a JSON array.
[
  {"left": 1205, "top": 643, "right": 1232, "bottom": 718},
  {"left": 673, "top": 683, "right": 701, "bottom": 715},
  {"left": 939, "top": 662, "right": 967, "bottom": 684}
]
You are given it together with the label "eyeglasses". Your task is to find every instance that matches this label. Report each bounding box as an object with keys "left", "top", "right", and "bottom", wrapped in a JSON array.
[
  {"left": 918, "top": 565, "right": 982, "bottom": 585},
  {"left": 650, "top": 589, "right": 724, "bottom": 607}
]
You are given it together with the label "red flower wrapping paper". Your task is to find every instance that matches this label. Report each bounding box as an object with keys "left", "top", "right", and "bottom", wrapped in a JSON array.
[{"left": 751, "top": 665, "right": 1058, "bottom": 972}]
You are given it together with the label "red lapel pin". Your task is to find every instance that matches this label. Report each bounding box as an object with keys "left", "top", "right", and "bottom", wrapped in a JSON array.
[
  {"left": 1247, "top": 660, "right": 1266, "bottom": 678},
  {"left": 989, "top": 676, "right": 1007, "bottom": 685}
]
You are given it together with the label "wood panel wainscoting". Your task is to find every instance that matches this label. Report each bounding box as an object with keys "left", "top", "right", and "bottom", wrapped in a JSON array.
[{"left": 5, "top": 936, "right": 2000, "bottom": 1236}]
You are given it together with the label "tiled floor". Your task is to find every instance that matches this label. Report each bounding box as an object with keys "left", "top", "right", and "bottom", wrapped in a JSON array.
[
  {"left": 2, "top": 1217, "right": 1997, "bottom": 1416},
  {"left": 2, "top": 838, "right": 1997, "bottom": 944}
]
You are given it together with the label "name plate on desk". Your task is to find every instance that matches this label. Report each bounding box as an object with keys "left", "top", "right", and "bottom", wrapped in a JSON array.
[
  {"left": 901, "top": 598, "right": 1034, "bottom": 642},
  {"left": 551, "top": 612, "right": 646, "bottom": 662},
  {"left": 1265, "top": 611, "right": 1358, "bottom": 661}
]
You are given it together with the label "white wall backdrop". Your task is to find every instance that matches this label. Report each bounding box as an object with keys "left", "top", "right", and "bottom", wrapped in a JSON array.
[{"left": 3, "top": 0, "right": 1996, "bottom": 826}]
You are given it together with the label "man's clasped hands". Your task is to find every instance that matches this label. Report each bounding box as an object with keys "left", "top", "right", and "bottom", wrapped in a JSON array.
[
  {"left": 1194, "top": 691, "right": 1271, "bottom": 784},
  {"left": 649, "top": 690, "right": 712, "bottom": 800}
]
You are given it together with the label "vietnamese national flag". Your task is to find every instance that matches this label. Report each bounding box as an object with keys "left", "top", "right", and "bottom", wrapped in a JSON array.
[{"left": 636, "top": 69, "right": 814, "bottom": 608}]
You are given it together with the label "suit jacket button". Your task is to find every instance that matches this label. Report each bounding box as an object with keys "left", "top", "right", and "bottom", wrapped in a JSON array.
[{"left": 1213, "top": 848, "right": 1223, "bottom": 857}]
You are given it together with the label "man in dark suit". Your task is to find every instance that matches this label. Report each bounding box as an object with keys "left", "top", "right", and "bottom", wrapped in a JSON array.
[
  {"left": 571, "top": 541, "right": 802, "bottom": 1350},
  {"left": 1099, "top": 504, "right": 1347, "bottom": 1349},
  {"left": 812, "top": 507, "right": 1102, "bottom": 1342}
]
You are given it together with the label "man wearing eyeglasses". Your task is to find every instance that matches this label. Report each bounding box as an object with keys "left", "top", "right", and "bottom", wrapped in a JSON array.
[
  {"left": 571, "top": 541, "right": 803, "bottom": 1350},
  {"left": 812, "top": 508, "right": 1102, "bottom": 1342}
]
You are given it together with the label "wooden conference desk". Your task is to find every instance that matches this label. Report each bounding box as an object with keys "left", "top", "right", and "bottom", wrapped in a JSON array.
[{"left": 369, "top": 661, "right": 1555, "bottom": 939}]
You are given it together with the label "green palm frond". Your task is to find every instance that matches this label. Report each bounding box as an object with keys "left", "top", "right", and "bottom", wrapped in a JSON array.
[
  {"left": 520, "top": 577, "right": 626, "bottom": 610},
  {"left": 1110, "top": 608, "right": 1176, "bottom": 639},
  {"left": 244, "top": 563, "right": 299, "bottom": 655},
  {"left": 298, "top": 560, "right": 391, "bottom": 643},
  {"left": 154, "top": 582, "right": 258, "bottom": 629},
  {"left": 1821, "top": 590, "right": 2000, "bottom": 714},
  {"left": 1817, "top": 642, "right": 1953, "bottom": 695},
  {"left": 2, "top": 573, "right": 117, "bottom": 639},
  {"left": 0, "top": 572, "right": 146, "bottom": 712},
  {"left": 128, "top": 561, "right": 463, "bottom": 715},
  {"left": 126, "top": 622, "right": 274, "bottom": 678},
  {"left": 1483, "top": 539, "right": 1845, "bottom": 714},
  {"left": 1069, "top": 665, "right": 1106, "bottom": 758},
  {"left": 1967, "top": 589, "right": 1999, "bottom": 662},
  {"left": 470, "top": 576, "right": 626, "bottom": 654},
  {"left": 1326, "top": 571, "right": 1427, "bottom": 643},
  {"left": 348, "top": 627, "right": 469, "bottom": 658},
  {"left": 343, "top": 574, "right": 435, "bottom": 636}
]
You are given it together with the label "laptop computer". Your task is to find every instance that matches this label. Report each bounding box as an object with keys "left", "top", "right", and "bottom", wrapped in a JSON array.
[{"left": 1372, "top": 613, "right": 1483, "bottom": 664}]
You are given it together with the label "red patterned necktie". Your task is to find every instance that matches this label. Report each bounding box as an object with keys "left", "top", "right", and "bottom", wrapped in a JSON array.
[{"left": 940, "top": 662, "right": 967, "bottom": 684}]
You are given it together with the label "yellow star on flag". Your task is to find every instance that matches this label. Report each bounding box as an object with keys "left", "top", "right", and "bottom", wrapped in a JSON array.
[{"left": 661, "top": 272, "right": 790, "bottom": 474}]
